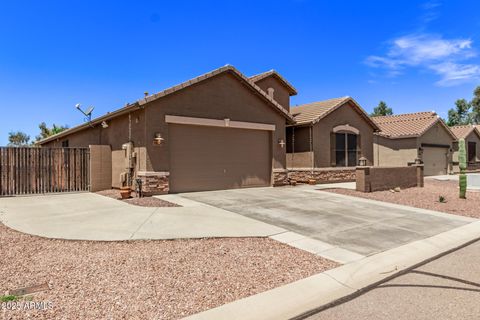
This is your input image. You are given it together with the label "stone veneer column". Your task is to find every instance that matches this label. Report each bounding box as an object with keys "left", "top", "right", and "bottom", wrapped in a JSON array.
[
  {"left": 273, "top": 169, "right": 289, "bottom": 186},
  {"left": 136, "top": 171, "right": 170, "bottom": 196}
]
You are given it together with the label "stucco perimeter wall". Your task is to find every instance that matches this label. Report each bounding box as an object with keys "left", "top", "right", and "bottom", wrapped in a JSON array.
[
  {"left": 313, "top": 102, "right": 375, "bottom": 167},
  {"left": 89, "top": 145, "right": 112, "bottom": 192},
  {"left": 356, "top": 165, "right": 424, "bottom": 193},
  {"left": 286, "top": 151, "right": 313, "bottom": 168},
  {"left": 287, "top": 167, "right": 356, "bottom": 184},
  {"left": 144, "top": 72, "right": 287, "bottom": 173},
  {"left": 374, "top": 136, "right": 418, "bottom": 167}
]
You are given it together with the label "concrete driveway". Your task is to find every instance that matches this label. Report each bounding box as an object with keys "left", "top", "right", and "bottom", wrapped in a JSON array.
[
  {"left": 0, "top": 193, "right": 284, "bottom": 241},
  {"left": 179, "top": 186, "right": 475, "bottom": 257}
]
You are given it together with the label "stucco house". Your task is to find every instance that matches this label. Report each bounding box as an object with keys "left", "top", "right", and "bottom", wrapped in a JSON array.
[
  {"left": 286, "top": 97, "right": 380, "bottom": 168},
  {"left": 450, "top": 125, "right": 480, "bottom": 172},
  {"left": 38, "top": 65, "right": 297, "bottom": 194},
  {"left": 372, "top": 112, "right": 457, "bottom": 176}
]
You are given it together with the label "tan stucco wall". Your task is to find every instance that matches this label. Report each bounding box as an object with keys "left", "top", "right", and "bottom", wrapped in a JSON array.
[
  {"left": 41, "top": 71, "right": 288, "bottom": 188},
  {"left": 374, "top": 121, "right": 456, "bottom": 171},
  {"left": 254, "top": 76, "right": 291, "bottom": 111},
  {"left": 373, "top": 136, "right": 418, "bottom": 166},
  {"left": 419, "top": 121, "right": 455, "bottom": 147},
  {"left": 312, "top": 102, "right": 375, "bottom": 167},
  {"left": 89, "top": 145, "right": 112, "bottom": 192},
  {"left": 143, "top": 72, "right": 287, "bottom": 173}
]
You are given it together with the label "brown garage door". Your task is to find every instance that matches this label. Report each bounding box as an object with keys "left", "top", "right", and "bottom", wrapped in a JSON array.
[
  {"left": 423, "top": 147, "right": 448, "bottom": 176},
  {"left": 169, "top": 124, "right": 272, "bottom": 193}
]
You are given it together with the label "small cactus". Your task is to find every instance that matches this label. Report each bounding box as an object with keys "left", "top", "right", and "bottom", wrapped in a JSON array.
[{"left": 458, "top": 138, "right": 467, "bottom": 199}]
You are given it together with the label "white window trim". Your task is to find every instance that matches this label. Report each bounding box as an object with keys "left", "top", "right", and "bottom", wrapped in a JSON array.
[{"left": 333, "top": 124, "right": 360, "bottom": 135}]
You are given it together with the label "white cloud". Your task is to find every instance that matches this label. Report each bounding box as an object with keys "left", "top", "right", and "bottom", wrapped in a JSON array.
[
  {"left": 429, "top": 62, "right": 480, "bottom": 86},
  {"left": 366, "top": 33, "right": 480, "bottom": 86}
]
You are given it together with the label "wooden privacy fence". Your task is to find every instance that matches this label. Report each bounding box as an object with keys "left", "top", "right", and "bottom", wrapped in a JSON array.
[{"left": 0, "top": 147, "right": 90, "bottom": 196}]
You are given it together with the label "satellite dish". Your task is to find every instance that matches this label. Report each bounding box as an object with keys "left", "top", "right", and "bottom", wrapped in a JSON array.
[
  {"left": 85, "top": 106, "right": 94, "bottom": 116},
  {"left": 75, "top": 103, "right": 81, "bottom": 109}
]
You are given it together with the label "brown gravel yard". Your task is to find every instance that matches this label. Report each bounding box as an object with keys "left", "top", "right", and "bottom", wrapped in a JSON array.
[
  {"left": 96, "top": 189, "right": 180, "bottom": 207},
  {"left": 326, "top": 180, "right": 480, "bottom": 219},
  {"left": 0, "top": 224, "right": 337, "bottom": 320}
]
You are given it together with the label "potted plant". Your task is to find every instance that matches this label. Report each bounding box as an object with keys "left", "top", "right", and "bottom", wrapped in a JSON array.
[{"left": 120, "top": 186, "right": 132, "bottom": 199}]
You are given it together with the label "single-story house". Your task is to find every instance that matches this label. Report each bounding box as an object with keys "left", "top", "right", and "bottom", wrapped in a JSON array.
[
  {"left": 38, "top": 65, "right": 297, "bottom": 194},
  {"left": 372, "top": 112, "right": 457, "bottom": 176},
  {"left": 286, "top": 96, "right": 380, "bottom": 168},
  {"left": 450, "top": 125, "right": 480, "bottom": 172}
]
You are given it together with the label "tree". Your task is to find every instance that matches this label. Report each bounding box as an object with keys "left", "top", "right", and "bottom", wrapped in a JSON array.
[
  {"left": 447, "top": 99, "right": 472, "bottom": 126},
  {"left": 8, "top": 131, "right": 30, "bottom": 146},
  {"left": 35, "top": 122, "right": 68, "bottom": 141},
  {"left": 371, "top": 101, "right": 393, "bottom": 117},
  {"left": 471, "top": 86, "right": 480, "bottom": 124}
]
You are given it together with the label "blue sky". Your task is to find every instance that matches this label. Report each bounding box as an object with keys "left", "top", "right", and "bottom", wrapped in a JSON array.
[{"left": 1, "top": 0, "right": 480, "bottom": 145}]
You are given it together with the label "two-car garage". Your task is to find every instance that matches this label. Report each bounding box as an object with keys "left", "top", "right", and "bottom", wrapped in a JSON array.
[{"left": 167, "top": 116, "right": 274, "bottom": 193}]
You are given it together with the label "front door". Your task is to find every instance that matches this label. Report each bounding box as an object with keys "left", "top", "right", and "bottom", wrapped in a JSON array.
[{"left": 468, "top": 142, "right": 476, "bottom": 163}]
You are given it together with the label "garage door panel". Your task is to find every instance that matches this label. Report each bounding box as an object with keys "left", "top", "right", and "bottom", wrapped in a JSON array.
[
  {"left": 169, "top": 124, "right": 271, "bottom": 193},
  {"left": 423, "top": 147, "right": 448, "bottom": 176}
]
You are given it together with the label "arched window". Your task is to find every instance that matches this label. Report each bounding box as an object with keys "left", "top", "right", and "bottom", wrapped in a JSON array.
[{"left": 331, "top": 125, "right": 360, "bottom": 167}]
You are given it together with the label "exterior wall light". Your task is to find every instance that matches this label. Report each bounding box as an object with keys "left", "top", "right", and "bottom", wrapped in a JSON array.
[
  {"left": 358, "top": 157, "right": 367, "bottom": 166},
  {"left": 153, "top": 133, "right": 164, "bottom": 145},
  {"left": 278, "top": 139, "right": 286, "bottom": 148}
]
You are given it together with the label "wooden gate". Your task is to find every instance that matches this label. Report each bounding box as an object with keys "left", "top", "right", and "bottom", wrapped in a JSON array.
[{"left": 0, "top": 147, "right": 90, "bottom": 196}]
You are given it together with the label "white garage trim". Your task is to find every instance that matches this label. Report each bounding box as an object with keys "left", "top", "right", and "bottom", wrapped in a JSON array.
[{"left": 165, "top": 115, "right": 275, "bottom": 131}]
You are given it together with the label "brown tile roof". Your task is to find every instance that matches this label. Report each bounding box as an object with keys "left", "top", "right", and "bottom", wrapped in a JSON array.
[
  {"left": 38, "top": 65, "right": 295, "bottom": 145},
  {"left": 450, "top": 125, "right": 480, "bottom": 139},
  {"left": 249, "top": 70, "right": 298, "bottom": 95},
  {"left": 289, "top": 96, "right": 380, "bottom": 130},
  {"left": 372, "top": 111, "right": 456, "bottom": 139}
]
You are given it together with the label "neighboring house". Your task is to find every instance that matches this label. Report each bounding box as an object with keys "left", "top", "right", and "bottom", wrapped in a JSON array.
[
  {"left": 286, "top": 97, "right": 380, "bottom": 168},
  {"left": 372, "top": 112, "right": 457, "bottom": 176},
  {"left": 37, "top": 65, "right": 296, "bottom": 194},
  {"left": 450, "top": 125, "right": 480, "bottom": 172}
]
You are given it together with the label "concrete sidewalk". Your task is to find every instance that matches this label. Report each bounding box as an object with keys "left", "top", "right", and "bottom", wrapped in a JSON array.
[
  {"left": 0, "top": 193, "right": 285, "bottom": 241},
  {"left": 186, "top": 220, "right": 480, "bottom": 320},
  {"left": 308, "top": 238, "right": 480, "bottom": 320}
]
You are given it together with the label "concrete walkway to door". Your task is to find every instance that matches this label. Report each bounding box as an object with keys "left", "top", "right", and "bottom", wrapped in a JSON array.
[{"left": 0, "top": 193, "right": 285, "bottom": 241}]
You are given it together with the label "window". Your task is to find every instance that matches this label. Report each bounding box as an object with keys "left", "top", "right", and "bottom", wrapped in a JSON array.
[
  {"left": 61, "top": 140, "right": 69, "bottom": 148},
  {"left": 468, "top": 142, "right": 476, "bottom": 163},
  {"left": 335, "top": 133, "right": 358, "bottom": 167}
]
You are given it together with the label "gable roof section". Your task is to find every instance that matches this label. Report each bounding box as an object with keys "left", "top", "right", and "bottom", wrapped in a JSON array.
[
  {"left": 249, "top": 70, "right": 298, "bottom": 96},
  {"left": 373, "top": 111, "right": 457, "bottom": 140},
  {"left": 38, "top": 65, "right": 295, "bottom": 145},
  {"left": 450, "top": 125, "right": 480, "bottom": 140},
  {"left": 289, "top": 96, "right": 380, "bottom": 131}
]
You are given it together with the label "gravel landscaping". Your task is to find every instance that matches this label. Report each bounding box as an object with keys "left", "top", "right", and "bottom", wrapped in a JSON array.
[
  {"left": 325, "top": 180, "right": 480, "bottom": 219},
  {"left": 0, "top": 224, "right": 337, "bottom": 319},
  {"left": 96, "top": 189, "right": 180, "bottom": 207}
]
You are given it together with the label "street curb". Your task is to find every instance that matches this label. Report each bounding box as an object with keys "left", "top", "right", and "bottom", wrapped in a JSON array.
[{"left": 184, "top": 220, "right": 480, "bottom": 320}]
